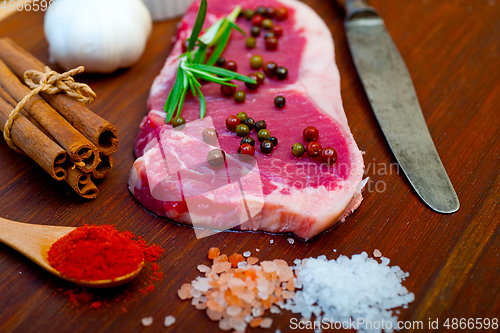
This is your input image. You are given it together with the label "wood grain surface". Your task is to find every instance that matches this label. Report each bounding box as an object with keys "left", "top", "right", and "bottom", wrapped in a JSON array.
[{"left": 0, "top": 1, "right": 499, "bottom": 332}]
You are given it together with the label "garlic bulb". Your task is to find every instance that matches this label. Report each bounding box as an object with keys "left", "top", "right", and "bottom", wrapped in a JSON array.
[{"left": 44, "top": 0, "right": 152, "bottom": 73}]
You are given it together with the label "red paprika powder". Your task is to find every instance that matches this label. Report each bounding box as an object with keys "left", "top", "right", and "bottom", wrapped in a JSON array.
[{"left": 48, "top": 225, "right": 146, "bottom": 281}]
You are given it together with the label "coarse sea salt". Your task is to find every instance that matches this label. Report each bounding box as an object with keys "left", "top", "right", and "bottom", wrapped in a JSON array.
[
  {"left": 141, "top": 317, "right": 153, "bottom": 327},
  {"left": 283, "top": 252, "right": 414, "bottom": 333},
  {"left": 164, "top": 315, "right": 176, "bottom": 327}
]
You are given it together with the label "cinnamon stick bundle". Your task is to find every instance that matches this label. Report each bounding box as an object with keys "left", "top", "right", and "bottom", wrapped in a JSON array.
[
  {"left": 0, "top": 95, "right": 67, "bottom": 181},
  {"left": 0, "top": 58, "right": 99, "bottom": 173},
  {"left": 0, "top": 38, "right": 119, "bottom": 155},
  {"left": 92, "top": 153, "right": 113, "bottom": 179},
  {"left": 65, "top": 166, "right": 99, "bottom": 200}
]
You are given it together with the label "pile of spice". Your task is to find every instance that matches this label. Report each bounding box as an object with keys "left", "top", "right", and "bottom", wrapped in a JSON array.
[
  {"left": 178, "top": 249, "right": 414, "bottom": 333},
  {"left": 48, "top": 225, "right": 162, "bottom": 282},
  {"left": 178, "top": 248, "right": 295, "bottom": 331}
]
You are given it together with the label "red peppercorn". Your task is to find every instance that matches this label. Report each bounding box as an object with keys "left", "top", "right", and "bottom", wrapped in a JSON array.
[
  {"left": 202, "top": 128, "right": 218, "bottom": 145},
  {"left": 245, "top": 73, "right": 260, "bottom": 91},
  {"left": 252, "top": 14, "right": 263, "bottom": 27},
  {"left": 319, "top": 147, "right": 338, "bottom": 166},
  {"left": 303, "top": 126, "right": 319, "bottom": 142},
  {"left": 266, "top": 6, "right": 276, "bottom": 18},
  {"left": 220, "top": 84, "right": 236, "bottom": 97},
  {"left": 238, "top": 143, "right": 255, "bottom": 156},
  {"left": 306, "top": 141, "right": 322, "bottom": 157},
  {"left": 263, "top": 62, "right": 277, "bottom": 77},
  {"left": 272, "top": 25, "right": 283, "bottom": 38},
  {"left": 265, "top": 37, "right": 278, "bottom": 51},
  {"left": 225, "top": 60, "right": 237, "bottom": 72},
  {"left": 226, "top": 115, "right": 241, "bottom": 131},
  {"left": 276, "top": 7, "right": 289, "bottom": 21}
]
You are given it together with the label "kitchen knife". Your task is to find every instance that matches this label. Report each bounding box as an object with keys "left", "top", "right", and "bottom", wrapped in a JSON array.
[{"left": 339, "top": 0, "right": 459, "bottom": 213}]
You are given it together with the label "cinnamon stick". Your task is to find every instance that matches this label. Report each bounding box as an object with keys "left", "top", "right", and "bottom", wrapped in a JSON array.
[
  {"left": 0, "top": 95, "right": 67, "bottom": 181},
  {"left": 0, "top": 38, "right": 119, "bottom": 155},
  {"left": 0, "top": 58, "right": 99, "bottom": 173},
  {"left": 92, "top": 153, "right": 113, "bottom": 179},
  {"left": 65, "top": 166, "right": 99, "bottom": 199}
]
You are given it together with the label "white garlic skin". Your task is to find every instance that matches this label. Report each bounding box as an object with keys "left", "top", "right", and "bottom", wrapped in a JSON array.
[{"left": 44, "top": 0, "right": 153, "bottom": 73}]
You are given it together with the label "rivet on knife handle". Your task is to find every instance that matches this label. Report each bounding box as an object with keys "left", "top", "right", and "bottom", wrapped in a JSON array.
[{"left": 341, "top": 1, "right": 460, "bottom": 213}]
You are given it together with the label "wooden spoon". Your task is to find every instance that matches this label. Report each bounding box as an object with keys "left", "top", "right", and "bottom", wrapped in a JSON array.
[{"left": 0, "top": 217, "right": 144, "bottom": 288}]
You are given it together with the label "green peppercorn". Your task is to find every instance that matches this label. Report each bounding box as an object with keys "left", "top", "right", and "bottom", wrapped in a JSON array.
[
  {"left": 254, "top": 120, "right": 267, "bottom": 132},
  {"left": 241, "top": 136, "right": 256, "bottom": 147},
  {"left": 236, "top": 124, "right": 250, "bottom": 137},
  {"left": 250, "top": 55, "right": 264, "bottom": 69},
  {"left": 254, "top": 72, "right": 265, "bottom": 84},
  {"left": 260, "top": 140, "right": 274, "bottom": 154},
  {"left": 215, "top": 57, "right": 226, "bottom": 67},
  {"left": 250, "top": 26, "right": 261, "bottom": 37},
  {"left": 243, "top": 117, "right": 255, "bottom": 131},
  {"left": 246, "top": 37, "right": 256, "bottom": 49},
  {"left": 236, "top": 112, "right": 248, "bottom": 122},
  {"left": 243, "top": 9, "right": 255, "bottom": 20},
  {"left": 262, "top": 18, "right": 273, "bottom": 30},
  {"left": 274, "top": 95, "right": 286, "bottom": 108},
  {"left": 276, "top": 66, "right": 288, "bottom": 80},
  {"left": 171, "top": 116, "right": 186, "bottom": 129},
  {"left": 234, "top": 90, "right": 246, "bottom": 103},
  {"left": 292, "top": 143, "right": 306, "bottom": 157},
  {"left": 268, "top": 136, "right": 278, "bottom": 147},
  {"left": 257, "top": 129, "right": 271, "bottom": 142}
]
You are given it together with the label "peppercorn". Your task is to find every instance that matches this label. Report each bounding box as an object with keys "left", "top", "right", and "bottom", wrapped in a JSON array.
[
  {"left": 243, "top": 118, "right": 255, "bottom": 131},
  {"left": 250, "top": 26, "right": 261, "bottom": 37},
  {"left": 246, "top": 37, "right": 256, "bottom": 49},
  {"left": 250, "top": 55, "right": 263, "bottom": 69},
  {"left": 264, "top": 31, "right": 275, "bottom": 39},
  {"left": 225, "top": 60, "right": 237, "bottom": 72},
  {"left": 234, "top": 90, "right": 246, "bottom": 103},
  {"left": 254, "top": 120, "right": 267, "bottom": 132},
  {"left": 266, "top": 6, "right": 276, "bottom": 18},
  {"left": 238, "top": 143, "right": 255, "bottom": 156},
  {"left": 254, "top": 72, "right": 265, "bottom": 84},
  {"left": 262, "top": 18, "right": 273, "bottom": 30},
  {"left": 243, "top": 8, "right": 255, "bottom": 20},
  {"left": 263, "top": 62, "right": 277, "bottom": 77},
  {"left": 268, "top": 136, "right": 278, "bottom": 147},
  {"left": 257, "top": 129, "right": 271, "bottom": 142},
  {"left": 292, "top": 143, "right": 306, "bottom": 157},
  {"left": 245, "top": 73, "right": 260, "bottom": 91},
  {"left": 236, "top": 112, "right": 248, "bottom": 122},
  {"left": 216, "top": 57, "right": 226, "bottom": 67},
  {"left": 276, "top": 7, "right": 289, "bottom": 21},
  {"left": 202, "top": 128, "right": 218, "bottom": 145},
  {"left": 306, "top": 141, "right": 322, "bottom": 157},
  {"left": 265, "top": 37, "right": 278, "bottom": 51},
  {"left": 171, "top": 116, "right": 186, "bottom": 129},
  {"left": 252, "top": 14, "right": 263, "bottom": 26},
  {"left": 303, "top": 126, "right": 319, "bottom": 142},
  {"left": 272, "top": 25, "right": 283, "bottom": 38},
  {"left": 220, "top": 84, "right": 236, "bottom": 97},
  {"left": 275, "top": 95, "right": 286, "bottom": 108},
  {"left": 236, "top": 124, "right": 250, "bottom": 137},
  {"left": 207, "top": 149, "right": 226, "bottom": 168},
  {"left": 276, "top": 66, "right": 288, "bottom": 80},
  {"left": 319, "top": 147, "right": 338, "bottom": 166},
  {"left": 256, "top": 6, "right": 266, "bottom": 16},
  {"left": 226, "top": 115, "right": 240, "bottom": 131},
  {"left": 241, "top": 136, "right": 256, "bottom": 146},
  {"left": 260, "top": 140, "right": 274, "bottom": 154}
]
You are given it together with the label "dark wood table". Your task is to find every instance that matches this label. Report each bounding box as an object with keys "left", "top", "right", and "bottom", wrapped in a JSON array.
[{"left": 0, "top": 1, "right": 499, "bottom": 332}]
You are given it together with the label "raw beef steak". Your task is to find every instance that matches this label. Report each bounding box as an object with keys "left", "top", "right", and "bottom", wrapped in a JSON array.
[{"left": 129, "top": 0, "right": 365, "bottom": 239}]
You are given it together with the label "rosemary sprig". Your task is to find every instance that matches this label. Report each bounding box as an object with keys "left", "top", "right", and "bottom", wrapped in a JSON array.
[{"left": 164, "top": 0, "right": 256, "bottom": 123}]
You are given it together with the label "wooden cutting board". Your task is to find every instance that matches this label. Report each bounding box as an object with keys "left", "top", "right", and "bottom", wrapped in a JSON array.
[{"left": 0, "top": 1, "right": 499, "bottom": 332}]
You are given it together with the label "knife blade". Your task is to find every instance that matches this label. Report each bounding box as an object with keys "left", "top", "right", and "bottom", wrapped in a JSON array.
[{"left": 340, "top": 0, "right": 459, "bottom": 213}]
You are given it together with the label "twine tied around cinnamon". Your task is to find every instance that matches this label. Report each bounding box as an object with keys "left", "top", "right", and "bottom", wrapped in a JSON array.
[{"left": 3, "top": 66, "right": 96, "bottom": 154}]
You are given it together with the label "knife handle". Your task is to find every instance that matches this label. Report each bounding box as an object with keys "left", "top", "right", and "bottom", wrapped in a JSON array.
[{"left": 337, "top": 0, "right": 379, "bottom": 20}]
